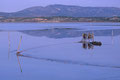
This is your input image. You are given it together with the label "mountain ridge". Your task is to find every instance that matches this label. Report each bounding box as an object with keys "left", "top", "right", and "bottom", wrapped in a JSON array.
[{"left": 0, "top": 4, "right": 120, "bottom": 17}]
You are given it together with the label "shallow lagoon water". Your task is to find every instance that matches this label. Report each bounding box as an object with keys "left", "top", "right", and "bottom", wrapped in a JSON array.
[{"left": 0, "top": 23, "right": 120, "bottom": 80}]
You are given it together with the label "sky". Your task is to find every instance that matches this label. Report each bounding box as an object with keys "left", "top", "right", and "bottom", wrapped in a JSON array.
[{"left": 0, "top": 0, "right": 120, "bottom": 12}]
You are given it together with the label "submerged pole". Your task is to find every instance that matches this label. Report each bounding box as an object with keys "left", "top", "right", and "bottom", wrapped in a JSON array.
[
  {"left": 17, "top": 36, "right": 22, "bottom": 53},
  {"left": 8, "top": 32, "right": 10, "bottom": 59},
  {"left": 111, "top": 30, "right": 114, "bottom": 45}
]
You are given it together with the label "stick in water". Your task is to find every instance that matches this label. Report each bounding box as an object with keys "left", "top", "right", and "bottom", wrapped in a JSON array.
[
  {"left": 17, "top": 36, "right": 22, "bottom": 53},
  {"left": 8, "top": 32, "right": 10, "bottom": 59}
]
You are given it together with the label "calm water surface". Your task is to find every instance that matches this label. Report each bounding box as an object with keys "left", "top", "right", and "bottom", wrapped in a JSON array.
[{"left": 0, "top": 22, "right": 120, "bottom": 80}]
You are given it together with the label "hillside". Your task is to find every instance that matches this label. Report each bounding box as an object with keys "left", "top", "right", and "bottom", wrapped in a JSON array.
[{"left": 0, "top": 4, "right": 120, "bottom": 17}]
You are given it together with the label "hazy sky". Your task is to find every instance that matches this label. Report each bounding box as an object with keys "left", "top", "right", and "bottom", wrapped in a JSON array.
[{"left": 0, "top": 0, "right": 120, "bottom": 12}]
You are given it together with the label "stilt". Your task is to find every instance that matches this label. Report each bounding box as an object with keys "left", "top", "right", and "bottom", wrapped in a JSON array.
[
  {"left": 8, "top": 32, "right": 10, "bottom": 59},
  {"left": 111, "top": 30, "right": 114, "bottom": 45},
  {"left": 17, "top": 36, "right": 22, "bottom": 53}
]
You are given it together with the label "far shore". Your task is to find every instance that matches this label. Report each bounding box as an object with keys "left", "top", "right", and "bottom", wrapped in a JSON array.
[
  {"left": 0, "top": 16, "right": 120, "bottom": 23},
  {"left": 0, "top": 21, "right": 120, "bottom": 23}
]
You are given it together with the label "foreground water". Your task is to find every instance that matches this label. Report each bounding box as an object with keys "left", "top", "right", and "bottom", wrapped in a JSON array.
[{"left": 0, "top": 22, "right": 120, "bottom": 80}]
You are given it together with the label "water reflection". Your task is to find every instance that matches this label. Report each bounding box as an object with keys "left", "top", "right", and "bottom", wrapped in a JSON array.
[
  {"left": 7, "top": 28, "right": 119, "bottom": 73},
  {"left": 16, "top": 52, "right": 120, "bottom": 73},
  {"left": 19, "top": 28, "right": 120, "bottom": 38},
  {"left": 80, "top": 32, "right": 102, "bottom": 49},
  {"left": 82, "top": 42, "right": 94, "bottom": 49},
  {"left": 13, "top": 36, "right": 119, "bottom": 73},
  {"left": 16, "top": 53, "right": 22, "bottom": 72},
  {"left": 82, "top": 41, "right": 102, "bottom": 49}
]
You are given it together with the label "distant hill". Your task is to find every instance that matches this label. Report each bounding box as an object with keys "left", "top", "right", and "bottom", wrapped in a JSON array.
[{"left": 0, "top": 4, "right": 120, "bottom": 17}]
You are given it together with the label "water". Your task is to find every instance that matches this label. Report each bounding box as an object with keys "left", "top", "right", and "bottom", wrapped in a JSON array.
[{"left": 0, "top": 22, "right": 120, "bottom": 80}]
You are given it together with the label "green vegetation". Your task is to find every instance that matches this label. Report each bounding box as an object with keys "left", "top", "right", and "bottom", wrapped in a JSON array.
[{"left": 0, "top": 16, "right": 120, "bottom": 22}]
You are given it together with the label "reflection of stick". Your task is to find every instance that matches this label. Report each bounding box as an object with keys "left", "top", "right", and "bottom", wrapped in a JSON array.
[
  {"left": 8, "top": 32, "right": 10, "bottom": 59},
  {"left": 17, "top": 36, "right": 22, "bottom": 53},
  {"left": 112, "top": 30, "right": 114, "bottom": 45},
  {"left": 18, "top": 53, "right": 120, "bottom": 69},
  {"left": 17, "top": 55, "right": 22, "bottom": 72}
]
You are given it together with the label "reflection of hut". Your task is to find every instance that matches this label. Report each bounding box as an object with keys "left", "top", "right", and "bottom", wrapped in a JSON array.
[
  {"left": 88, "top": 43, "right": 94, "bottom": 49},
  {"left": 82, "top": 42, "right": 94, "bottom": 50},
  {"left": 82, "top": 41, "right": 101, "bottom": 50},
  {"left": 82, "top": 42, "right": 87, "bottom": 49}
]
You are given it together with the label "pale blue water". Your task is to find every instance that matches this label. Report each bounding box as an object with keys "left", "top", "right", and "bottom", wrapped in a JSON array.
[
  {"left": 0, "top": 22, "right": 120, "bottom": 80},
  {"left": 0, "top": 22, "right": 120, "bottom": 30}
]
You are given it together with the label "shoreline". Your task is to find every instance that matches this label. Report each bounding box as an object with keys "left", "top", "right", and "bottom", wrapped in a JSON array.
[
  {"left": 0, "top": 21, "right": 120, "bottom": 23},
  {"left": 0, "top": 16, "right": 120, "bottom": 23}
]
